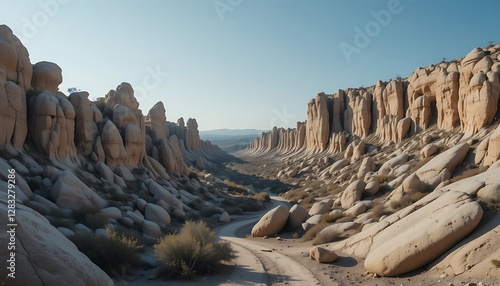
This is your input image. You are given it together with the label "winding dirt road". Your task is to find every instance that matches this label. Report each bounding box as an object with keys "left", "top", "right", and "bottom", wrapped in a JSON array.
[{"left": 217, "top": 199, "right": 321, "bottom": 286}]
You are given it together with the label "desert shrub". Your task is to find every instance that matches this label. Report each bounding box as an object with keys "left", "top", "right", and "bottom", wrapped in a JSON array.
[
  {"left": 154, "top": 220, "right": 236, "bottom": 279},
  {"left": 84, "top": 212, "right": 109, "bottom": 230},
  {"left": 70, "top": 227, "right": 143, "bottom": 274},
  {"left": 492, "top": 259, "right": 500, "bottom": 268},
  {"left": 236, "top": 200, "right": 263, "bottom": 212},
  {"left": 301, "top": 223, "right": 329, "bottom": 242},
  {"left": 223, "top": 180, "right": 252, "bottom": 196},
  {"left": 372, "top": 175, "right": 393, "bottom": 184},
  {"left": 392, "top": 191, "right": 428, "bottom": 210},
  {"left": 27, "top": 179, "right": 42, "bottom": 191},
  {"left": 224, "top": 206, "right": 243, "bottom": 215},
  {"left": 109, "top": 188, "right": 129, "bottom": 202},
  {"left": 409, "top": 156, "right": 433, "bottom": 173},
  {"left": 322, "top": 212, "right": 344, "bottom": 223},
  {"left": 253, "top": 192, "right": 270, "bottom": 202},
  {"left": 199, "top": 207, "right": 223, "bottom": 218},
  {"left": 369, "top": 203, "right": 391, "bottom": 220},
  {"left": 188, "top": 172, "right": 199, "bottom": 181},
  {"left": 450, "top": 166, "right": 488, "bottom": 183},
  {"left": 407, "top": 178, "right": 433, "bottom": 194},
  {"left": 48, "top": 217, "right": 76, "bottom": 230},
  {"left": 72, "top": 205, "right": 108, "bottom": 230},
  {"left": 72, "top": 205, "right": 101, "bottom": 222}
]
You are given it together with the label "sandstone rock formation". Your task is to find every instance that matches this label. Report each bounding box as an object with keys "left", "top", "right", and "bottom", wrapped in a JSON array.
[
  {"left": 0, "top": 26, "right": 30, "bottom": 149},
  {"left": 242, "top": 46, "right": 500, "bottom": 158},
  {"left": 0, "top": 198, "right": 113, "bottom": 285},
  {"left": 364, "top": 191, "right": 483, "bottom": 276},
  {"left": 51, "top": 171, "right": 107, "bottom": 209}
]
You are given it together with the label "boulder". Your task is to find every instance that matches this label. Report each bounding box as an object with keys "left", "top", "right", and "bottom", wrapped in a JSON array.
[
  {"left": 364, "top": 191, "right": 483, "bottom": 276},
  {"left": 483, "top": 125, "right": 500, "bottom": 166},
  {"left": 100, "top": 207, "right": 122, "bottom": 220},
  {"left": 288, "top": 204, "right": 308, "bottom": 229},
  {"left": 420, "top": 143, "right": 439, "bottom": 158},
  {"left": 51, "top": 171, "right": 107, "bottom": 209},
  {"left": 144, "top": 203, "right": 171, "bottom": 227},
  {"left": 219, "top": 211, "right": 231, "bottom": 223},
  {"left": 345, "top": 203, "right": 367, "bottom": 217},
  {"left": 309, "top": 246, "right": 338, "bottom": 263},
  {"left": 358, "top": 157, "right": 375, "bottom": 180},
  {"left": 308, "top": 201, "right": 330, "bottom": 216},
  {"left": 477, "top": 184, "right": 500, "bottom": 202},
  {"left": 316, "top": 222, "right": 360, "bottom": 244},
  {"left": 340, "top": 180, "right": 366, "bottom": 209},
  {"left": 416, "top": 143, "right": 469, "bottom": 185},
  {"left": 364, "top": 181, "right": 380, "bottom": 196},
  {"left": 251, "top": 205, "right": 289, "bottom": 237},
  {"left": 142, "top": 220, "right": 161, "bottom": 238},
  {"left": 0, "top": 198, "right": 113, "bottom": 285}
]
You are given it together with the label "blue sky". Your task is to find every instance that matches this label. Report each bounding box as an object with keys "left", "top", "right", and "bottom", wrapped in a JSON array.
[{"left": 1, "top": 0, "right": 498, "bottom": 131}]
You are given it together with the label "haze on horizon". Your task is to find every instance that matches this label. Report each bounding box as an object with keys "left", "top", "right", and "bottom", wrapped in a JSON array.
[{"left": 1, "top": 0, "right": 498, "bottom": 131}]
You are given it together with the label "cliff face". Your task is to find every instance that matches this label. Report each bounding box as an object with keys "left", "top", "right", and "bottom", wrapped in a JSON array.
[
  {"left": 0, "top": 25, "right": 226, "bottom": 176},
  {"left": 244, "top": 45, "right": 500, "bottom": 155}
]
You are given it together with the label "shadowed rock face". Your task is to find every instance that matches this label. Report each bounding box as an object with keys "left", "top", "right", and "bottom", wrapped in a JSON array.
[
  {"left": 0, "top": 198, "right": 114, "bottom": 285},
  {"left": 244, "top": 46, "right": 500, "bottom": 156}
]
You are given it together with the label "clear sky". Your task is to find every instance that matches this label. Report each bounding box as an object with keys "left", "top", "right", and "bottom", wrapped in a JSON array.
[{"left": 1, "top": 0, "right": 498, "bottom": 131}]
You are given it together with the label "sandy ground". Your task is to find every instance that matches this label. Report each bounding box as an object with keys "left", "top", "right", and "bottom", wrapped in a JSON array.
[{"left": 122, "top": 195, "right": 496, "bottom": 286}]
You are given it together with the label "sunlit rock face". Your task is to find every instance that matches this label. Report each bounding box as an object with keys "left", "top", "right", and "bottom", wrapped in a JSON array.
[
  {"left": 244, "top": 46, "right": 500, "bottom": 156},
  {"left": 0, "top": 25, "right": 31, "bottom": 149}
]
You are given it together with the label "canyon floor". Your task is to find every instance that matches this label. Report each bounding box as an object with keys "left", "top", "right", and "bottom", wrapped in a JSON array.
[{"left": 122, "top": 150, "right": 498, "bottom": 286}]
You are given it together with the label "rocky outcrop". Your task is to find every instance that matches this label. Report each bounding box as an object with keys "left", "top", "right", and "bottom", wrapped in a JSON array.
[
  {"left": 51, "top": 171, "right": 107, "bottom": 209},
  {"left": 364, "top": 191, "right": 483, "bottom": 276},
  {"left": 243, "top": 46, "right": 500, "bottom": 158},
  {"left": 69, "top": 91, "right": 99, "bottom": 156},
  {"left": 306, "top": 93, "right": 330, "bottom": 152},
  {"left": 27, "top": 86, "right": 77, "bottom": 159},
  {"left": 482, "top": 124, "right": 500, "bottom": 166},
  {"left": 0, "top": 26, "right": 30, "bottom": 149},
  {"left": 0, "top": 198, "right": 113, "bottom": 285}
]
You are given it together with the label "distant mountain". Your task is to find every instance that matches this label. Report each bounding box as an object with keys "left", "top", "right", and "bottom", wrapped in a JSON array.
[
  {"left": 199, "top": 129, "right": 268, "bottom": 139},
  {"left": 199, "top": 129, "right": 268, "bottom": 154}
]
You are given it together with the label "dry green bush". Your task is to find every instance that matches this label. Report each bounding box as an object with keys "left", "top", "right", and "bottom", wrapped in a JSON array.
[
  {"left": 369, "top": 202, "right": 391, "bottom": 220},
  {"left": 450, "top": 166, "right": 488, "bottom": 183},
  {"left": 223, "top": 179, "right": 253, "bottom": 196},
  {"left": 322, "top": 212, "right": 344, "bottom": 223},
  {"left": 154, "top": 221, "right": 236, "bottom": 279},
  {"left": 199, "top": 207, "right": 223, "bottom": 218},
  {"left": 188, "top": 171, "right": 199, "bottom": 180},
  {"left": 70, "top": 227, "right": 143, "bottom": 274},
  {"left": 492, "top": 259, "right": 500, "bottom": 268},
  {"left": 253, "top": 192, "right": 270, "bottom": 202},
  {"left": 408, "top": 156, "right": 433, "bottom": 173},
  {"left": 72, "top": 205, "right": 108, "bottom": 231},
  {"left": 301, "top": 223, "right": 329, "bottom": 242},
  {"left": 372, "top": 175, "right": 394, "bottom": 184},
  {"left": 391, "top": 191, "right": 428, "bottom": 210}
]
